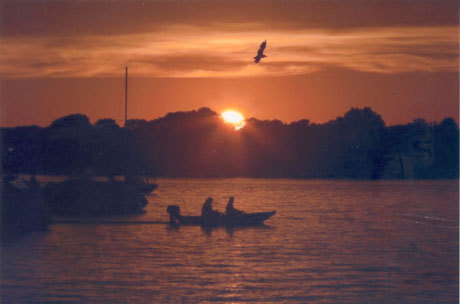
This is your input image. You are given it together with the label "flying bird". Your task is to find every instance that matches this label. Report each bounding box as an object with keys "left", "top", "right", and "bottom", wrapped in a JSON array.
[{"left": 254, "top": 40, "right": 267, "bottom": 63}]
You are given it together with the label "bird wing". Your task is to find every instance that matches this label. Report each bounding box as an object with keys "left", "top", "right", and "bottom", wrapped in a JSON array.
[
  {"left": 254, "top": 40, "right": 267, "bottom": 63},
  {"left": 259, "top": 40, "right": 266, "bottom": 51},
  {"left": 256, "top": 40, "right": 266, "bottom": 56}
]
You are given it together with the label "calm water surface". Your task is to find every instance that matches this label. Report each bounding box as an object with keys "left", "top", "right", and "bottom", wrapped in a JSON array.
[{"left": 1, "top": 179, "right": 458, "bottom": 303}]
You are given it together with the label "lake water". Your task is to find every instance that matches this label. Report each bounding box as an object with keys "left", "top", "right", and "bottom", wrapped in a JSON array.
[{"left": 1, "top": 179, "right": 458, "bottom": 303}]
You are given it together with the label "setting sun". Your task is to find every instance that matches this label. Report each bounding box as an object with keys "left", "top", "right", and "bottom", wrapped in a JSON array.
[{"left": 221, "top": 110, "right": 246, "bottom": 130}]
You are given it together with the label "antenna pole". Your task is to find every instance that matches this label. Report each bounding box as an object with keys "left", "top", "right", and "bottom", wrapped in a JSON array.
[{"left": 125, "top": 66, "right": 128, "bottom": 127}]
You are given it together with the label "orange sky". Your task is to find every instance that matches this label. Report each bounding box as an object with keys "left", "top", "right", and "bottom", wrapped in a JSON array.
[{"left": 0, "top": 0, "right": 458, "bottom": 127}]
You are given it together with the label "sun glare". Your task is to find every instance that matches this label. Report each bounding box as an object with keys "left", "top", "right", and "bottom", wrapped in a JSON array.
[{"left": 221, "top": 110, "right": 246, "bottom": 130}]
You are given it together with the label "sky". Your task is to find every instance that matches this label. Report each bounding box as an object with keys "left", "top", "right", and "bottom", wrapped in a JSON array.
[{"left": 0, "top": 0, "right": 458, "bottom": 127}]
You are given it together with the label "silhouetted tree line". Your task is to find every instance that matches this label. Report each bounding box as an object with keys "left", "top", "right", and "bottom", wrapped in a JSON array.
[{"left": 2, "top": 107, "right": 458, "bottom": 179}]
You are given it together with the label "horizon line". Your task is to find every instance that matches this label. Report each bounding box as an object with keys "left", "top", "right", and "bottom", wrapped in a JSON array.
[{"left": 1, "top": 106, "right": 458, "bottom": 129}]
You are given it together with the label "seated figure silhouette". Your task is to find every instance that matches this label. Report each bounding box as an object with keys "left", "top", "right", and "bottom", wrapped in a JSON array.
[
  {"left": 201, "top": 197, "right": 221, "bottom": 226},
  {"left": 225, "top": 196, "right": 244, "bottom": 215}
]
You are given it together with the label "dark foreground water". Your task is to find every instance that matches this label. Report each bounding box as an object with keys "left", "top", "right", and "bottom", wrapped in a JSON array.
[{"left": 1, "top": 179, "right": 458, "bottom": 303}]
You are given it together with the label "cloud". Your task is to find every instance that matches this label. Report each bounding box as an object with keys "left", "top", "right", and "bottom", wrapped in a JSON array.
[
  {"left": 1, "top": 0, "right": 458, "bottom": 37},
  {"left": 0, "top": 24, "right": 458, "bottom": 78}
]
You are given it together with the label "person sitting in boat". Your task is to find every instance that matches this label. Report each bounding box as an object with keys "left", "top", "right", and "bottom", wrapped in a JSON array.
[
  {"left": 225, "top": 196, "right": 244, "bottom": 215},
  {"left": 201, "top": 197, "right": 219, "bottom": 216},
  {"left": 201, "top": 197, "right": 221, "bottom": 226}
]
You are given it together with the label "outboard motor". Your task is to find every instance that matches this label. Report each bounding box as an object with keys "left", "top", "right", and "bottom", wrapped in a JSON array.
[{"left": 167, "top": 205, "right": 181, "bottom": 224}]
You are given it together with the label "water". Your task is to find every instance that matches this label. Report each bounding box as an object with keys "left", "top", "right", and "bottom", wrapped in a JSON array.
[{"left": 1, "top": 179, "right": 458, "bottom": 303}]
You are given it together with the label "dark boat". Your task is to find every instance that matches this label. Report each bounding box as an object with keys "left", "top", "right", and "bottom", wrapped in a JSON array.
[
  {"left": 166, "top": 205, "right": 276, "bottom": 227},
  {"left": 2, "top": 175, "right": 50, "bottom": 241},
  {"left": 44, "top": 177, "right": 157, "bottom": 217}
]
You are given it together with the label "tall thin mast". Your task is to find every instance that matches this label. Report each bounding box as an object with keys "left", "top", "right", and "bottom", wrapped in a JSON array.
[{"left": 124, "top": 66, "right": 128, "bottom": 127}]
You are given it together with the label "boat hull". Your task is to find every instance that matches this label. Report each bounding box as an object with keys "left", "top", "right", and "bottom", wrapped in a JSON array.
[
  {"left": 222, "top": 211, "right": 276, "bottom": 226},
  {"left": 44, "top": 179, "right": 157, "bottom": 217}
]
